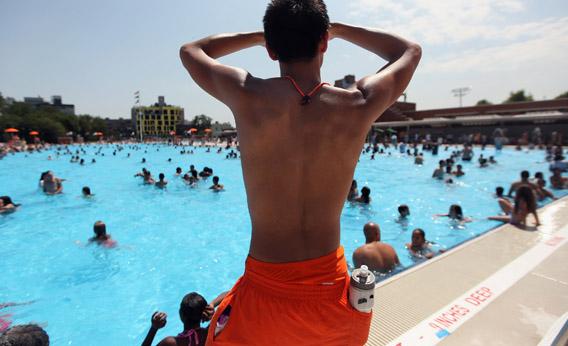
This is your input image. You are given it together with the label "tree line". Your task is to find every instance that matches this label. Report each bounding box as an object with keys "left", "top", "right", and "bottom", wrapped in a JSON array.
[
  {"left": 0, "top": 94, "right": 107, "bottom": 143},
  {"left": 476, "top": 90, "right": 568, "bottom": 106}
]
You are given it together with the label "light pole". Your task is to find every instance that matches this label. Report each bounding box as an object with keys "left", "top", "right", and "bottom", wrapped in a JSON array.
[{"left": 452, "top": 87, "right": 471, "bottom": 107}]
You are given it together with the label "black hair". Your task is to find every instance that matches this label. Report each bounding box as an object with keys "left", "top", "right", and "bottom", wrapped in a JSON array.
[
  {"left": 496, "top": 186, "right": 504, "bottom": 197},
  {"left": 0, "top": 324, "right": 49, "bottom": 346},
  {"left": 535, "top": 172, "right": 543, "bottom": 179},
  {"left": 93, "top": 221, "right": 106, "bottom": 237},
  {"left": 398, "top": 204, "right": 409, "bottom": 215},
  {"left": 514, "top": 186, "right": 536, "bottom": 214},
  {"left": 213, "top": 176, "right": 220, "bottom": 183},
  {"left": 179, "top": 292, "right": 208, "bottom": 325},
  {"left": 159, "top": 173, "right": 165, "bottom": 180},
  {"left": 82, "top": 187, "right": 91, "bottom": 195},
  {"left": 521, "top": 170, "right": 529, "bottom": 179},
  {"left": 360, "top": 186, "right": 371, "bottom": 204},
  {"left": 449, "top": 204, "right": 463, "bottom": 219},
  {"left": 263, "top": 0, "right": 329, "bottom": 62},
  {"left": 413, "top": 228, "right": 425, "bottom": 239}
]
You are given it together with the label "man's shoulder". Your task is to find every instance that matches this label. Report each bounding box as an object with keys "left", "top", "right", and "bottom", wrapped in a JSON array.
[{"left": 156, "top": 336, "right": 177, "bottom": 346}]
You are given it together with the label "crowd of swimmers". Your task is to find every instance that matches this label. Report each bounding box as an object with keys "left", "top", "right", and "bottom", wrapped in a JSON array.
[{"left": 2, "top": 139, "right": 568, "bottom": 344}]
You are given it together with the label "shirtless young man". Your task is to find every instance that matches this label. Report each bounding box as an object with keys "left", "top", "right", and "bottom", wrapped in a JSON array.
[
  {"left": 353, "top": 222, "right": 400, "bottom": 273},
  {"left": 180, "top": 1, "right": 421, "bottom": 344}
]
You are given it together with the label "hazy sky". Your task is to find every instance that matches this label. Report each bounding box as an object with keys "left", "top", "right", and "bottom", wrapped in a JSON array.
[{"left": 1, "top": 0, "right": 567, "bottom": 124}]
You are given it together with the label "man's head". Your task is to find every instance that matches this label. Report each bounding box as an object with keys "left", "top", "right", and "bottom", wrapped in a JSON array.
[
  {"left": 496, "top": 186, "right": 504, "bottom": 197},
  {"left": 398, "top": 204, "right": 410, "bottom": 217},
  {"left": 179, "top": 292, "right": 208, "bottom": 326},
  {"left": 0, "top": 324, "right": 49, "bottom": 346},
  {"left": 363, "top": 222, "right": 380, "bottom": 242},
  {"left": 263, "top": 0, "right": 329, "bottom": 62},
  {"left": 159, "top": 173, "right": 165, "bottom": 181},
  {"left": 213, "top": 176, "right": 220, "bottom": 184},
  {"left": 93, "top": 221, "right": 106, "bottom": 238},
  {"left": 521, "top": 170, "right": 530, "bottom": 180}
]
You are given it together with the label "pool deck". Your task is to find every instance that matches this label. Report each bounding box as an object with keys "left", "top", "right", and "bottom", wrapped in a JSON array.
[{"left": 367, "top": 195, "right": 568, "bottom": 346}]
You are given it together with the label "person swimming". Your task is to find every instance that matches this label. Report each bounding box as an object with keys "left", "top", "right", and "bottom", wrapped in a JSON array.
[
  {"left": 398, "top": 204, "right": 410, "bottom": 219},
  {"left": 89, "top": 221, "right": 117, "bottom": 248},
  {"left": 209, "top": 176, "right": 224, "bottom": 192},
  {"left": 82, "top": 186, "right": 94, "bottom": 197},
  {"left": 141, "top": 291, "right": 227, "bottom": 346},
  {"left": 156, "top": 173, "right": 168, "bottom": 189},
  {"left": 405, "top": 228, "right": 443, "bottom": 259},
  {"left": 0, "top": 196, "right": 19, "bottom": 214},
  {"left": 42, "top": 171, "right": 64, "bottom": 195},
  {"left": 347, "top": 179, "right": 359, "bottom": 201},
  {"left": 354, "top": 186, "right": 371, "bottom": 204},
  {"left": 435, "top": 204, "right": 472, "bottom": 223}
]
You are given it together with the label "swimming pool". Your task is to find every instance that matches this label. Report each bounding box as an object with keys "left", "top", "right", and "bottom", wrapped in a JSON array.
[{"left": 0, "top": 143, "right": 565, "bottom": 345}]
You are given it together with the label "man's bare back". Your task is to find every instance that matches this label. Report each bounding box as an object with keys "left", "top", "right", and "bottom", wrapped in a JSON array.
[
  {"left": 181, "top": 22, "right": 421, "bottom": 264},
  {"left": 353, "top": 242, "right": 399, "bottom": 273}
]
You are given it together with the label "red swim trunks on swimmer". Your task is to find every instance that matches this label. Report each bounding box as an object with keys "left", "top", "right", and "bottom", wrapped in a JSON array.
[{"left": 205, "top": 247, "right": 372, "bottom": 346}]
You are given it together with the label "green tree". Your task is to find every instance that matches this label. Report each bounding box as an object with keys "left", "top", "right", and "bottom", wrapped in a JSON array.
[
  {"left": 476, "top": 99, "right": 492, "bottom": 106},
  {"left": 504, "top": 90, "right": 534, "bottom": 103},
  {"left": 190, "top": 114, "right": 212, "bottom": 131},
  {"left": 555, "top": 91, "right": 568, "bottom": 99}
]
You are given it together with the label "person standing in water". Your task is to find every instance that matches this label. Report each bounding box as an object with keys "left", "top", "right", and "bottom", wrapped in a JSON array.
[{"left": 179, "top": 0, "right": 421, "bottom": 344}]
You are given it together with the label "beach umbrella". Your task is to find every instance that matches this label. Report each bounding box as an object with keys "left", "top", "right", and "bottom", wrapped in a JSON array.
[
  {"left": 93, "top": 132, "right": 103, "bottom": 136},
  {"left": 4, "top": 128, "right": 19, "bottom": 133},
  {"left": 189, "top": 128, "right": 198, "bottom": 133},
  {"left": 29, "top": 131, "right": 39, "bottom": 136},
  {"left": 204, "top": 129, "right": 212, "bottom": 133}
]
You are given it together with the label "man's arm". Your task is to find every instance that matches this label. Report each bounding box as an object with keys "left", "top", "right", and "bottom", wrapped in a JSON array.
[
  {"left": 141, "top": 312, "right": 167, "bottom": 346},
  {"left": 330, "top": 23, "right": 421, "bottom": 120},
  {"left": 179, "top": 32, "right": 265, "bottom": 108}
]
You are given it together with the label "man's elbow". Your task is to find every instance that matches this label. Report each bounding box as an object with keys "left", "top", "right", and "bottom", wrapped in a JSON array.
[{"left": 407, "top": 43, "right": 422, "bottom": 63}]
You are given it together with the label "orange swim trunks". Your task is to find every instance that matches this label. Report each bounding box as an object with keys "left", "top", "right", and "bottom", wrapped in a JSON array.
[{"left": 205, "top": 246, "right": 372, "bottom": 346}]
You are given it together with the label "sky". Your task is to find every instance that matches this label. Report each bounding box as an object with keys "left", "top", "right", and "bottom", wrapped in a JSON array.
[{"left": 1, "top": 0, "right": 567, "bottom": 124}]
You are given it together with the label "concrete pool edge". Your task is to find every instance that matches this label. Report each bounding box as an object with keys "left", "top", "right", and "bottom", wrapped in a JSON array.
[{"left": 366, "top": 195, "right": 568, "bottom": 345}]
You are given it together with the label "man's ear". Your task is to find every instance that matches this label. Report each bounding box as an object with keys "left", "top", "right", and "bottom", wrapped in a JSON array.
[
  {"left": 320, "top": 32, "right": 329, "bottom": 53},
  {"left": 266, "top": 46, "right": 278, "bottom": 61}
]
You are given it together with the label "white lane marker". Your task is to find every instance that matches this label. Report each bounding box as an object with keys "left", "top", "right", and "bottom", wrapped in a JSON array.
[{"left": 387, "top": 225, "right": 568, "bottom": 346}]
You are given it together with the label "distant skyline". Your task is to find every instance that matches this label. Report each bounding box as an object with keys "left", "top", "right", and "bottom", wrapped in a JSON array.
[{"left": 1, "top": 0, "right": 567, "bottom": 124}]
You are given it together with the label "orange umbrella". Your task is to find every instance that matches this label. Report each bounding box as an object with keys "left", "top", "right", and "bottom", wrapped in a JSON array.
[
  {"left": 4, "top": 128, "right": 19, "bottom": 133},
  {"left": 29, "top": 131, "right": 39, "bottom": 136},
  {"left": 204, "top": 129, "right": 212, "bottom": 132},
  {"left": 93, "top": 132, "right": 103, "bottom": 136},
  {"left": 189, "top": 128, "right": 198, "bottom": 133}
]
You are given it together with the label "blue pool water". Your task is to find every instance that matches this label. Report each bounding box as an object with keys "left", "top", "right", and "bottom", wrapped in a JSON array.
[{"left": 0, "top": 144, "right": 565, "bottom": 345}]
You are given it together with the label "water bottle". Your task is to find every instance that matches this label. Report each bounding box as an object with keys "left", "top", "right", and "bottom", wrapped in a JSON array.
[{"left": 349, "top": 265, "right": 375, "bottom": 313}]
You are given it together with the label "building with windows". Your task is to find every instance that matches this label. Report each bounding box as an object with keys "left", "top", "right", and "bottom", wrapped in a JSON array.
[
  {"left": 23, "top": 95, "right": 75, "bottom": 115},
  {"left": 131, "top": 96, "right": 184, "bottom": 137}
]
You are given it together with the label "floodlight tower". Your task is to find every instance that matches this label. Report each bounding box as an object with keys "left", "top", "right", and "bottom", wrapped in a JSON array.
[{"left": 452, "top": 87, "right": 471, "bottom": 107}]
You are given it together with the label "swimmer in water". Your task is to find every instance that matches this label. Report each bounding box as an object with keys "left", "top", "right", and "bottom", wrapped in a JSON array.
[
  {"left": 209, "top": 176, "right": 224, "bottom": 192},
  {"left": 89, "top": 221, "right": 117, "bottom": 248},
  {"left": 489, "top": 185, "right": 540, "bottom": 227},
  {"left": 175, "top": 167, "right": 183, "bottom": 176},
  {"left": 347, "top": 179, "right": 359, "bottom": 202},
  {"left": 156, "top": 173, "right": 168, "bottom": 189},
  {"left": 0, "top": 196, "right": 19, "bottom": 214},
  {"left": 42, "top": 171, "right": 64, "bottom": 195},
  {"left": 398, "top": 204, "right": 410, "bottom": 219},
  {"left": 82, "top": 187, "right": 94, "bottom": 198},
  {"left": 435, "top": 204, "right": 472, "bottom": 223},
  {"left": 141, "top": 291, "right": 228, "bottom": 346},
  {"left": 354, "top": 186, "right": 371, "bottom": 204},
  {"left": 353, "top": 222, "right": 400, "bottom": 273},
  {"left": 453, "top": 164, "right": 465, "bottom": 177},
  {"left": 432, "top": 160, "right": 445, "bottom": 180},
  {"left": 405, "top": 228, "right": 439, "bottom": 259}
]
